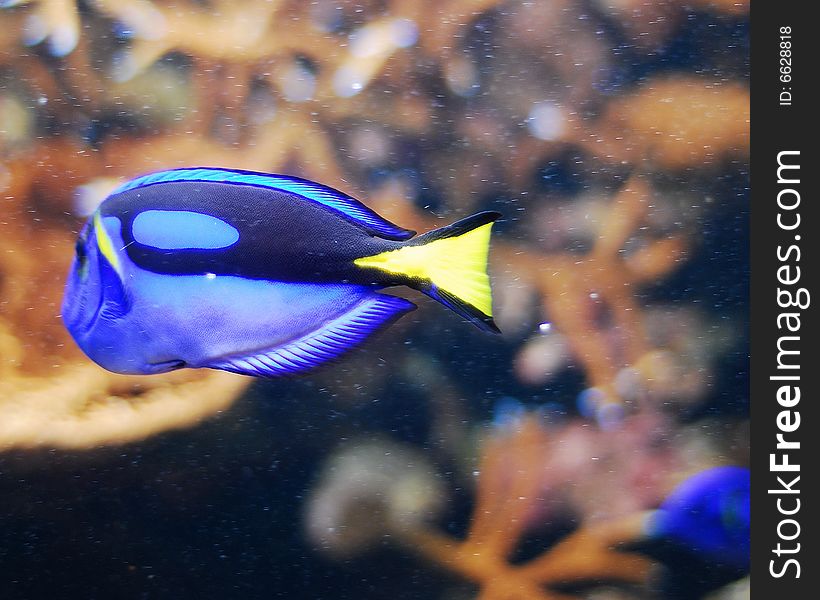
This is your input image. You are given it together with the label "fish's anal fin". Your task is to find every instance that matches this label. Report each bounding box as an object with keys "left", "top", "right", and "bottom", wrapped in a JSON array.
[{"left": 206, "top": 294, "right": 416, "bottom": 378}]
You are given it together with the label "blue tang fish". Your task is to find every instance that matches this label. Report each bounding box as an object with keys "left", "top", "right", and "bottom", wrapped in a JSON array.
[
  {"left": 62, "top": 167, "right": 500, "bottom": 377},
  {"left": 647, "top": 465, "right": 750, "bottom": 571}
]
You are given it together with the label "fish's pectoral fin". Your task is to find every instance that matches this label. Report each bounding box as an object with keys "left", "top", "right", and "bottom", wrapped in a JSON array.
[
  {"left": 97, "top": 246, "right": 133, "bottom": 320},
  {"left": 205, "top": 293, "right": 416, "bottom": 378}
]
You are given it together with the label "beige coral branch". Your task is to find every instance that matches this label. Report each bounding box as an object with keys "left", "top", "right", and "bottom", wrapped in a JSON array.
[{"left": 0, "top": 366, "right": 248, "bottom": 450}]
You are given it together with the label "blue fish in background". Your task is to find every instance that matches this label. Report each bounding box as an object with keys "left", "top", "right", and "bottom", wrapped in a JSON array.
[
  {"left": 648, "top": 465, "right": 750, "bottom": 572},
  {"left": 62, "top": 168, "right": 500, "bottom": 377}
]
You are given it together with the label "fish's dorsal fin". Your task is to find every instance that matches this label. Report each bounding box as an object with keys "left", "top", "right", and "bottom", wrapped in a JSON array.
[
  {"left": 205, "top": 293, "right": 416, "bottom": 377},
  {"left": 112, "top": 167, "right": 416, "bottom": 241}
]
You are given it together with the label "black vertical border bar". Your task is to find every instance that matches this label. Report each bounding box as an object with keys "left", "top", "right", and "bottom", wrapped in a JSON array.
[{"left": 751, "top": 2, "right": 816, "bottom": 596}]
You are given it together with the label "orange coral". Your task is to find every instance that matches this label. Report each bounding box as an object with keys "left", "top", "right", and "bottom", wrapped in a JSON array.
[
  {"left": 510, "top": 178, "right": 688, "bottom": 414},
  {"left": 577, "top": 77, "right": 750, "bottom": 169},
  {"left": 369, "top": 175, "right": 688, "bottom": 417},
  {"left": 399, "top": 416, "right": 654, "bottom": 599}
]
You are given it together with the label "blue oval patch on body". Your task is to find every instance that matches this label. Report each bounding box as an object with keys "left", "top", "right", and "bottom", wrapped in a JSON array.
[{"left": 132, "top": 210, "right": 240, "bottom": 250}]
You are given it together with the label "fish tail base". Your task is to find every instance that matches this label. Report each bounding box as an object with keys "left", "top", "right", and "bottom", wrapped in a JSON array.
[{"left": 354, "top": 211, "right": 500, "bottom": 333}]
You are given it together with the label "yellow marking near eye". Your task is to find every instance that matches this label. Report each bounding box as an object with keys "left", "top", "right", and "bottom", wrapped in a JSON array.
[
  {"left": 355, "top": 222, "right": 494, "bottom": 316},
  {"left": 94, "top": 212, "right": 123, "bottom": 277}
]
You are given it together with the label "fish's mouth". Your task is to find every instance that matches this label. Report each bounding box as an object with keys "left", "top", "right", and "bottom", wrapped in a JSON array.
[{"left": 145, "top": 359, "right": 187, "bottom": 374}]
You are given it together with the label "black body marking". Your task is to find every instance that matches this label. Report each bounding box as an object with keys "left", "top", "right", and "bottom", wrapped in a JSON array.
[{"left": 101, "top": 181, "right": 404, "bottom": 284}]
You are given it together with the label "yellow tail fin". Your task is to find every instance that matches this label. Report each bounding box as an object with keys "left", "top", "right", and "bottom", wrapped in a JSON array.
[{"left": 354, "top": 212, "right": 501, "bottom": 333}]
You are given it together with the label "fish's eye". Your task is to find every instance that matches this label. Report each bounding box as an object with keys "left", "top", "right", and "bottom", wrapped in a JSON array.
[
  {"left": 75, "top": 236, "right": 90, "bottom": 279},
  {"left": 75, "top": 237, "right": 87, "bottom": 262}
]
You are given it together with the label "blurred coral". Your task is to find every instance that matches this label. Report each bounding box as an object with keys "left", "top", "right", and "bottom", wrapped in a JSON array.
[
  {"left": 1, "top": 0, "right": 747, "bottom": 595},
  {"left": 305, "top": 437, "right": 447, "bottom": 558},
  {"left": 506, "top": 177, "right": 688, "bottom": 418},
  {"left": 308, "top": 415, "right": 658, "bottom": 599},
  {"left": 9, "top": 0, "right": 80, "bottom": 57},
  {"left": 0, "top": 364, "right": 247, "bottom": 450},
  {"left": 578, "top": 77, "right": 750, "bottom": 170}
]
